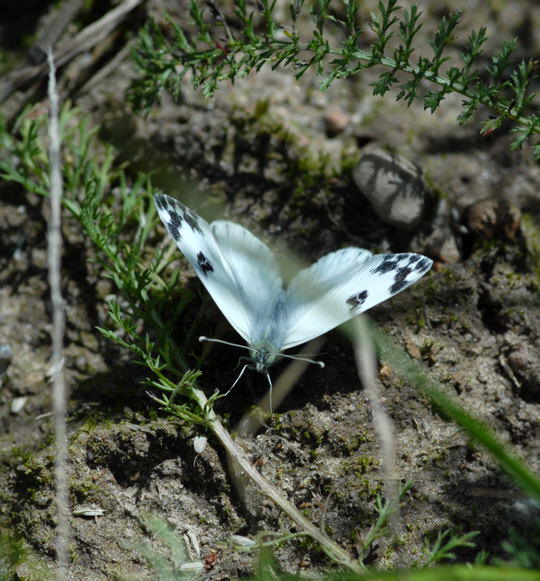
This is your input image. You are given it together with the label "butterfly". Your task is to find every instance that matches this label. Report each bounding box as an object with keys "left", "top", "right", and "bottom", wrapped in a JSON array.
[{"left": 154, "top": 193, "right": 432, "bottom": 386}]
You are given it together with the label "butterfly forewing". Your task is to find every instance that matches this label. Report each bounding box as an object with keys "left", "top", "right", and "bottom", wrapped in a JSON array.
[
  {"left": 282, "top": 249, "right": 432, "bottom": 349},
  {"left": 211, "top": 220, "right": 282, "bottom": 317},
  {"left": 154, "top": 194, "right": 253, "bottom": 341}
]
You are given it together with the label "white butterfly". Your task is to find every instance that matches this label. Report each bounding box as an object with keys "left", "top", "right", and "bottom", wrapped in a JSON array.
[{"left": 155, "top": 193, "right": 432, "bottom": 380}]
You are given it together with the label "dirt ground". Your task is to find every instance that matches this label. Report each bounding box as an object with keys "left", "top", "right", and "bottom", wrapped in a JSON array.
[{"left": 0, "top": 1, "right": 539, "bottom": 579}]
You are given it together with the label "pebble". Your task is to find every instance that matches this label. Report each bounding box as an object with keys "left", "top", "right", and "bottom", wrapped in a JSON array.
[
  {"left": 424, "top": 199, "right": 462, "bottom": 264},
  {"left": 503, "top": 333, "right": 540, "bottom": 402},
  {"left": 230, "top": 534, "right": 256, "bottom": 547},
  {"left": 323, "top": 104, "right": 350, "bottom": 137},
  {"left": 507, "top": 344, "right": 540, "bottom": 402},
  {"left": 0, "top": 344, "right": 12, "bottom": 375},
  {"left": 463, "top": 198, "right": 521, "bottom": 240},
  {"left": 193, "top": 436, "right": 208, "bottom": 454},
  {"left": 10, "top": 396, "right": 27, "bottom": 414},
  {"left": 73, "top": 505, "right": 106, "bottom": 518},
  {"left": 436, "top": 235, "right": 461, "bottom": 264},
  {"left": 352, "top": 149, "right": 426, "bottom": 230}
]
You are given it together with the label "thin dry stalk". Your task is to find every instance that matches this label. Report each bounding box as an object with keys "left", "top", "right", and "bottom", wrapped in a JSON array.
[
  {"left": 47, "top": 48, "right": 70, "bottom": 579},
  {"left": 181, "top": 381, "right": 363, "bottom": 573},
  {"left": 209, "top": 412, "right": 364, "bottom": 573},
  {"left": 354, "top": 317, "right": 399, "bottom": 530}
]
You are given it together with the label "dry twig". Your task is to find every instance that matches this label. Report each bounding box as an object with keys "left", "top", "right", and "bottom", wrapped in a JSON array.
[
  {"left": 0, "top": 0, "right": 144, "bottom": 102},
  {"left": 354, "top": 317, "right": 399, "bottom": 534},
  {"left": 47, "top": 48, "right": 70, "bottom": 579}
]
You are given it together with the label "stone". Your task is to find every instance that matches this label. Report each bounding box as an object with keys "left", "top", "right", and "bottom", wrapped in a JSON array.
[
  {"left": 504, "top": 333, "right": 540, "bottom": 403},
  {"left": 323, "top": 104, "right": 350, "bottom": 137},
  {"left": 463, "top": 198, "right": 521, "bottom": 240},
  {"left": 352, "top": 149, "right": 426, "bottom": 230}
]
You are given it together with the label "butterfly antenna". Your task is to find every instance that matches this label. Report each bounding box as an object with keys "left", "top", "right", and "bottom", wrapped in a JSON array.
[
  {"left": 199, "top": 336, "right": 254, "bottom": 353},
  {"left": 280, "top": 353, "right": 325, "bottom": 368},
  {"left": 223, "top": 363, "right": 249, "bottom": 397}
]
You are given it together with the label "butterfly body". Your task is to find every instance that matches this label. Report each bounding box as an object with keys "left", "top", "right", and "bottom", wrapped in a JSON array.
[{"left": 154, "top": 194, "right": 433, "bottom": 371}]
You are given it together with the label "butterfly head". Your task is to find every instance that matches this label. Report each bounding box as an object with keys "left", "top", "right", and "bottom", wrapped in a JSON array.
[{"left": 250, "top": 342, "right": 279, "bottom": 373}]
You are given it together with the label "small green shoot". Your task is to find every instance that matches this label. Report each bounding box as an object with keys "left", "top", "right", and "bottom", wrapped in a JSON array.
[{"left": 424, "top": 529, "right": 479, "bottom": 566}]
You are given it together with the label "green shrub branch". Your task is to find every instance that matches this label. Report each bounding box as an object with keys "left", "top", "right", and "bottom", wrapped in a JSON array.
[{"left": 128, "top": 0, "right": 539, "bottom": 157}]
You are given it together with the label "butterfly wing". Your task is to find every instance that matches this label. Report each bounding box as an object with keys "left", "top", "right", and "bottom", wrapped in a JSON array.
[
  {"left": 154, "top": 194, "right": 253, "bottom": 341},
  {"left": 210, "top": 220, "right": 282, "bottom": 318},
  {"left": 282, "top": 248, "right": 432, "bottom": 349}
]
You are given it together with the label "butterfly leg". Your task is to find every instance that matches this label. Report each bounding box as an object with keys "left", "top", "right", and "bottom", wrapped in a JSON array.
[
  {"left": 265, "top": 370, "right": 274, "bottom": 414},
  {"left": 223, "top": 363, "right": 249, "bottom": 397}
]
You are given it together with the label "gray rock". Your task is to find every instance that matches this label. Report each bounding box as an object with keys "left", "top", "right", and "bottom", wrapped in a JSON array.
[
  {"left": 424, "top": 199, "right": 461, "bottom": 263},
  {"left": 352, "top": 149, "right": 426, "bottom": 230}
]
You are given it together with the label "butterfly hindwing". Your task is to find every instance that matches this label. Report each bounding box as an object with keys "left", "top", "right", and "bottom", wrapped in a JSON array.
[
  {"left": 282, "top": 249, "right": 432, "bottom": 349},
  {"left": 154, "top": 194, "right": 253, "bottom": 341}
]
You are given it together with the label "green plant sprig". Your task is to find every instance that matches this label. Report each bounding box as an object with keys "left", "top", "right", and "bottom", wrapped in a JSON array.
[
  {"left": 424, "top": 530, "right": 479, "bottom": 566},
  {"left": 356, "top": 480, "right": 413, "bottom": 565},
  {"left": 129, "top": 0, "right": 539, "bottom": 158}
]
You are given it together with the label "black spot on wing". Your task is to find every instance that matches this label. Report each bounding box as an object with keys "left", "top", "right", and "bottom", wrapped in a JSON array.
[
  {"left": 197, "top": 251, "right": 214, "bottom": 277},
  {"left": 168, "top": 224, "right": 180, "bottom": 241},
  {"left": 370, "top": 253, "right": 431, "bottom": 296},
  {"left": 346, "top": 289, "right": 368, "bottom": 310},
  {"left": 156, "top": 194, "right": 204, "bottom": 238},
  {"left": 182, "top": 207, "right": 203, "bottom": 235},
  {"left": 389, "top": 266, "right": 413, "bottom": 294},
  {"left": 155, "top": 194, "right": 166, "bottom": 211},
  {"left": 372, "top": 256, "right": 399, "bottom": 274},
  {"left": 167, "top": 210, "right": 182, "bottom": 241},
  {"left": 169, "top": 210, "right": 181, "bottom": 229},
  {"left": 415, "top": 257, "right": 431, "bottom": 272},
  {"left": 155, "top": 195, "right": 183, "bottom": 241}
]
